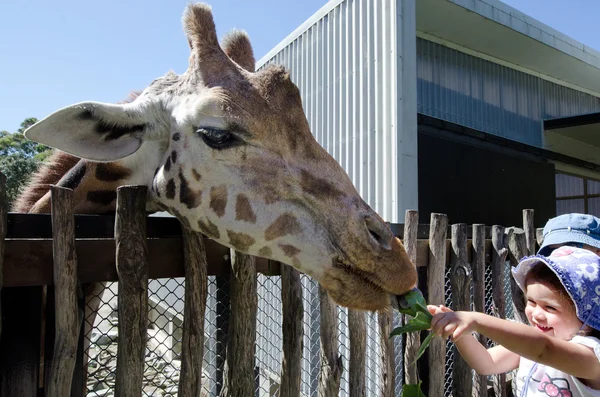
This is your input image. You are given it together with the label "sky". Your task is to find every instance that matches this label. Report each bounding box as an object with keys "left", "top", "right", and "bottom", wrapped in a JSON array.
[{"left": 1, "top": 0, "right": 599, "bottom": 132}]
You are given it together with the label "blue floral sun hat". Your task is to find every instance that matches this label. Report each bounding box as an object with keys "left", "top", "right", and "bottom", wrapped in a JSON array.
[{"left": 512, "top": 246, "right": 600, "bottom": 331}]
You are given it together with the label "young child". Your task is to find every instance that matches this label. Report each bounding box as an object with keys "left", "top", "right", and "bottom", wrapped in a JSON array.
[{"left": 428, "top": 246, "right": 600, "bottom": 396}]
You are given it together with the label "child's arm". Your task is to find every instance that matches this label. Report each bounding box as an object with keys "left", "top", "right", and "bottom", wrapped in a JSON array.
[
  {"left": 431, "top": 309, "right": 600, "bottom": 381},
  {"left": 428, "top": 305, "right": 520, "bottom": 375}
]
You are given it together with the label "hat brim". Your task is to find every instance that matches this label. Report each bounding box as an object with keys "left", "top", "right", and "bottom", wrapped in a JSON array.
[{"left": 538, "top": 230, "right": 600, "bottom": 256}]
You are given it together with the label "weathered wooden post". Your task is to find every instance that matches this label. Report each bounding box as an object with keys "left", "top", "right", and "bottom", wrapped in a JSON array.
[
  {"left": 46, "top": 186, "right": 81, "bottom": 397},
  {"left": 472, "top": 224, "right": 487, "bottom": 396},
  {"left": 523, "top": 209, "right": 536, "bottom": 255},
  {"left": 114, "top": 185, "right": 149, "bottom": 397},
  {"left": 403, "top": 210, "right": 420, "bottom": 386},
  {"left": 318, "top": 286, "right": 342, "bottom": 397},
  {"left": 178, "top": 228, "right": 209, "bottom": 397},
  {"left": 491, "top": 225, "right": 508, "bottom": 397},
  {"left": 280, "top": 264, "right": 303, "bottom": 397},
  {"left": 450, "top": 224, "right": 472, "bottom": 397},
  {"left": 427, "top": 213, "right": 448, "bottom": 397},
  {"left": 219, "top": 251, "right": 257, "bottom": 397},
  {"left": 349, "top": 309, "right": 366, "bottom": 397},
  {"left": 506, "top": 227, "right": 528, "bottom": 324}
]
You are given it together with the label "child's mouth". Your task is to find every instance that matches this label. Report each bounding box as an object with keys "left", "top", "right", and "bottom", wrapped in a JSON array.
[{"left": 536, "top": 324, "right": 552, "bottom": 333}]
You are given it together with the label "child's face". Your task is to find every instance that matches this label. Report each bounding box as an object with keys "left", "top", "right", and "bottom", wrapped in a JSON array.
[{"left": 525, "top": 280, "right": 583, "bottom": 340}]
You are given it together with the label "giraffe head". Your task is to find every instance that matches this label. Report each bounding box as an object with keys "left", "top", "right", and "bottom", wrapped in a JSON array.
[{"left": 23, "top": 3, "right": 417, "bottom": 311}]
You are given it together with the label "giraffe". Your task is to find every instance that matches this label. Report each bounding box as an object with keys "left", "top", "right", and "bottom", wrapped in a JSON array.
[{"left": 18, "top": 3, "right": 417, "bottom": 312}]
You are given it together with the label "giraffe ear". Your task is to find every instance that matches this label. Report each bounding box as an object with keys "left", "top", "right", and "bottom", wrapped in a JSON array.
[{"left": 24, "top": 101, "right": 150, "bottom": 161}]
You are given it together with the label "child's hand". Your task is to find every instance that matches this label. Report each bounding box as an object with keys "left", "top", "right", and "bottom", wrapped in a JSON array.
[
  {"left": 430, "top": 311, "right": 477, "bottom": 342},
  {"left": 427, "top": 304, "right": 453, "bottom": 316}
]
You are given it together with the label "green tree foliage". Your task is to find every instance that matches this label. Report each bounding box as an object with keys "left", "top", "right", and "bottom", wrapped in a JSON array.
[{"left": 0, "top": 118, "right": 53, "bottom": 207}]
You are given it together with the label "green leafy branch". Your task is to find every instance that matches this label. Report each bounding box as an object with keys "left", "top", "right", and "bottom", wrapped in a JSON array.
[{"left": 390, "top": 288, "right": 434, "bottom": 397}]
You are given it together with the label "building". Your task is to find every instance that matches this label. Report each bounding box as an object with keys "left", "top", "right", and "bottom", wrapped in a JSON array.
[{"left": 258, "top": 0, "right": 600, "bottom": 227}]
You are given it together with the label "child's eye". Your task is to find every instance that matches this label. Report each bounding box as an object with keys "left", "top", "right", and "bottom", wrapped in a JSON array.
[
  {"left": 527, "top": 299, "right": 536, "bottom": 306},
  {"left": 545, "top": 305, "right": 556, "bottom": 312}
]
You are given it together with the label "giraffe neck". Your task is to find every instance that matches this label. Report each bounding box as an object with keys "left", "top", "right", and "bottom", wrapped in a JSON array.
[{"left": 15, "top": 142, "right": 164, "bottom": 215}]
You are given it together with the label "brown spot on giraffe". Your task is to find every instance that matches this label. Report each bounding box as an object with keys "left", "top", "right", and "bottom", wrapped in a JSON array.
[
  {"left": 209, "top": 185, "right": 228, "bottom": 217},
  {"left": 265, "top": 213, "right": 301, "bottom": 241},
  {"left": 191, "top": 169, "right": 201, "bottom": 181},
  {"left": 227, "top": 230, "right": 255, "bottom": 252},
  {"left": 179, "top": 170, "right": 202, "bottom": 209},
  {"left": 258, "top": 246, "right": 272, "bottom": 258},
  {"left": 235, "top": 193, "right": 256, "bottom": 223},
  {"left": 166, "top": 179, "right": 176, "bottom": 200},
  {"left": 198, "top": 218, "right": 220, "bottom": 239},
  {"left": 300, "top": 169, "right": 345, "bottom": 200},
  {"left": 279, "top": 244, "right": 301, "bottom": 258},
  {"left": 95, "top": 163, "right": 131, "bottom": 182}
]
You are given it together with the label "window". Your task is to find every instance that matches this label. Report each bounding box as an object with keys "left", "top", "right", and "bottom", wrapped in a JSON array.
[{"left": 555, "top": 172, "right": 600, "bottom": 217}]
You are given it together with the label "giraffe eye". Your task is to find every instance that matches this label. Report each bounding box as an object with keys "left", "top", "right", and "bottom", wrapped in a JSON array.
[{"left": 196, "top": 127, "right": 234, "bottom": 149}]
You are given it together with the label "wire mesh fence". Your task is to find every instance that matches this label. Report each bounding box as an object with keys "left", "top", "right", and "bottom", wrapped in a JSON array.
[{"left": 83, "top": 260, "right": 519, "bottom": 397}]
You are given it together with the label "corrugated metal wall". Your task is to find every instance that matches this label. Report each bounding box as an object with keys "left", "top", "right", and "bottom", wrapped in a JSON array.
[
  {"left": 259, "top": 0, "right": 402, "bottom": 222},
  {"left": 416, "top": 38, "right": 600, "bottom": 147}
]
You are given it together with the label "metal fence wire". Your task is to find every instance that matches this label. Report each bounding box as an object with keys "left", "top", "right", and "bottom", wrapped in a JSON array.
[{"left": 84, "top": 260, "right": 518, "bottom": 397}]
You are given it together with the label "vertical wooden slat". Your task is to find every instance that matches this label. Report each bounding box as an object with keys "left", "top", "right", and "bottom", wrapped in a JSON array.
[
  {"left": 491, "top": 225, "right": 508, "bottom": 397},
  {"left": 318, "top": 286, "right": 342, "bottom": 397},
  {"left": 450, "top": 224, "right": 472, "bottom": 397},
  {"left": 0, "top": 172, "right": 6, "bottom": 340},
  {"left": 47, "top": 187, "right": 81, "bottom": 397},
  {"left": 507, "top": 228, "right": 528, "bottom": 324},
  {"left": 403, "top": 210, "right": 420, "bottom": 386},
  {"left": 114, "top": 186, "right": 148, "bottom": 397},
  {"left": 427, "top": 213, "right": 447, "bottom": 397},
  {"left": 280, "top": 264, "right": 303, "bottom": 397},
  {"left": 378, "top": 310, "right": 394, "bottom": 397},
  {"left": 349, "top": 310, "right": 366, "bottom": 397},
  {"left": 219, "top": 251, "right": 257, "bottom": 397},
  {"left": 471, "top": 224, "right": 487, "bottom": 397},
  {"left": 178, "top": 228, "right": 208, "bottom": 397},
  {"left": 523, "top": 209, "right": 536, "bottom": 255}
]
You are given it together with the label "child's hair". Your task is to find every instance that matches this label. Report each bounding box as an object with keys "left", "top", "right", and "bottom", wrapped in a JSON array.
[
  {"left": 526, "top": 263, "right": 600, "bottom": 338},
  {"left": 525, "top": 263, "right": 573, "bottom": 308}
]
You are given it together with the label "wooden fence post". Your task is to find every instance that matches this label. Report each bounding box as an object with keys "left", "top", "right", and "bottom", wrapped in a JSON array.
[
  {"left": 349, "top": 310, "right": 366, "bottom": 397},
  {"left": 450, "top": 224, "right": 472, "bottom": 397},
  {"left": 318, "top": 286, "right": 342, "bottom": 397},
  {"left": 472, "top": 224, "right": 487, "bottom": 396},
  {"left": 506, "top": 227, "right": 528, "bottom": 324},
  {"left": 403, "top": 210, "right": 420, "bottom": 386},
  {"left": 178, "top": 228, "right": 208, "bottom": 397},
  {"left": 46, "top": 187, "right": 81, "bottom": 397},
  {"left": 114, "top": 186, "right": 149, "bottom": 397},
  {"left": 491, "top": 225, "right": 509, "bottom": 397},
  {"left": 523, "top": 209, "right": 536, "bottom": 255},
  {"left": 427, "top": 213, "right": 448, "bottom": 397},
  {"left": 219, "top": 251, "right": 257, "bottom": 397},
  {"left": 280, "top": 264, "right": 303, "bottom": 397}
]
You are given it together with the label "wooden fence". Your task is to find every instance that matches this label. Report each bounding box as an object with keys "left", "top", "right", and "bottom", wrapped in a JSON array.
[{"left": 0, "top": 181, "right": 543, "bottom": 397}]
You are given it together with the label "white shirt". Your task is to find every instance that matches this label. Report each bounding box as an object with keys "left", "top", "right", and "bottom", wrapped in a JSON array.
[{"left": 514, "top": 336, "right": 600, "bottom": 397}]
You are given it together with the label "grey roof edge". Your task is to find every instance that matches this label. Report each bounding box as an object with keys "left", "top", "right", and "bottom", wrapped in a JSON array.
[
  {"left": 257, "top": 0, "right": 600, "bottom": 74},
  {"left": 449, "top": 0, "right": 600, "bottom": 68}
]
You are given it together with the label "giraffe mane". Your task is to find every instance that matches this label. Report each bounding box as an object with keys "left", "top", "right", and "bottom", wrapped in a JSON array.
[{"left": 13, "top": 91, "right": 142, "bottom": 213}]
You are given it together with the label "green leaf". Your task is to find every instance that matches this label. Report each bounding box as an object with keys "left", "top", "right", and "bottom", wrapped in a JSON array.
[
  {"left": 397, "top": 289, "right": 433, "bottom": 320},
  {"left": 414, "top": 332, "right": 434, "bottom": 363},
  {"left": 401, "top": 380, "right": 426, "bottom": 397},
  {"left": 389, "top": 312, "right": 432, "bottom": 337}
]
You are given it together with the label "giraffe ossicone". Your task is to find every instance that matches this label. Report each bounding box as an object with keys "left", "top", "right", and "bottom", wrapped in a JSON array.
[{"left": 20, "top": 2, "right": 417, "bottom": 311}]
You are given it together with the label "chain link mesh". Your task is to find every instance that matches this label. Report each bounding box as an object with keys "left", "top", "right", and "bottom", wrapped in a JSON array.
[{"left": 83, "top": 260, "right": 517, "bottom": 396}]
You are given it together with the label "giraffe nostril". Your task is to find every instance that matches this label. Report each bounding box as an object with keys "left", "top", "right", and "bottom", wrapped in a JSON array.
[{"left": 364, "top": 215, "right": 393, "bottom": 250}]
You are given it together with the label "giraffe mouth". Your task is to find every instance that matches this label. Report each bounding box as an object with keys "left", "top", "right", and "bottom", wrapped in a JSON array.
[{"left": 332, "top": 257, "right": 386, "bottom": 293}]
